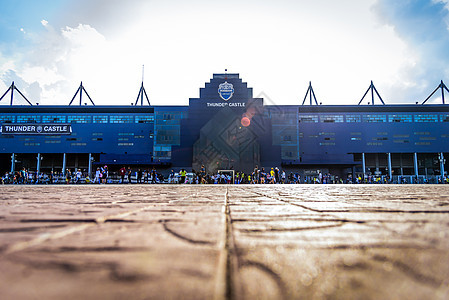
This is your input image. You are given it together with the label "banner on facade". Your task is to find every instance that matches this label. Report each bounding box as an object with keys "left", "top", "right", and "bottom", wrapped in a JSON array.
[{"left": 0, "top": 124, "right": 72, "bottom": 135}]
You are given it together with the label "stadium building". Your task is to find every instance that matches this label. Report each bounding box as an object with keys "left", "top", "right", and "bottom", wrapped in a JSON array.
[{"left": 0, "top": 73, "right": 448, "bottom": 182}]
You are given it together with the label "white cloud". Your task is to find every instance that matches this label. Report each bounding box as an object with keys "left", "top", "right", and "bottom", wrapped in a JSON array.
[{"left": 2, "top": 0, "right": 445, "bottom": 106}]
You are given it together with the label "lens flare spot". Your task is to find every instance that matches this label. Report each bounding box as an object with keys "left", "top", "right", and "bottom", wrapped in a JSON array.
[{"left": 241, "top": 117, "right": 250, "bottom": 127}]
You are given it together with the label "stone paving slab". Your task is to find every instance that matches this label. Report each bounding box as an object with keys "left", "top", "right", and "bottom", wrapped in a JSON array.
[{"left": 0, "top": 185, "right": 448, "bottom": 299}]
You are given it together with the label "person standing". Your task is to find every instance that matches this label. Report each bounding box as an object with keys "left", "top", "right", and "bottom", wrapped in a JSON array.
[
  {"left": 94, "top": 167, "right": 101, "bottom": 183},
  {"left": 75, "top": 169, "right": 82, "bottom": 184},
  {"left": 151, "top": 167, "right": 157, "bottom": 184},
  {"left": 119, "top": 166, "right": 126, "bottom": 183},
  {"left": 169, "top": 169, "right": 175, "bottom": 183},
  {"left": 270, "top": 168, "right": 275, "bottom": 184},
  {"left": 180, "top": 169, "right": 186, "bottom": 184},
  {"left": 275, "top": 167, "right": 280, "bottom": 184},
  {"left": 200, "top": 165, "right": 206, "bottom": 184},
  {"left": 66, "top": 169, "right": 71, "bottom": 184},
  {"left": 137, "top": 168, "right": 142, "bottom": 184},
  {"left": 127, "top": 167, "right": 132, "bottom": 184},
  {"left": 101, "top": 166, "right": 108, "bottom": 184}
]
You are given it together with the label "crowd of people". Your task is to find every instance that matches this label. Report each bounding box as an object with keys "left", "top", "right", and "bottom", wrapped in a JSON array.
[{"left": 2, "top": 165, "right": 448, "bottom": 185}]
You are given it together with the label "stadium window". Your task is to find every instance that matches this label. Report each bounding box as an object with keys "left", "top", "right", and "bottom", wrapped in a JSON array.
[
  {"left": 135, "top": 115, "right": 154, "bottom": 123},
  {"left": 319, "top": 115, "right": 343, "bottom": 123},
  {"left": 16, "top": 115, "right": 41, "bottom": 123},
  {"left": 0, "top": 116, "right": 15, "bottom": 123},
  {"left": 68, "top": 115, "right": 91, "bottom": 123},
  {"left": 346, "top": 115, "right": 361, "bottom": 122},
  {"left": 109, "top": 116, "right": 133, "bottom": 123},
  {"left": 42, "top": 115, "right": 67, "bottom": 123},
  {"left": 388, "top": 114, "right": 412, "bottom": 122},
  {"left": 414, "top": 114, "right": 438, "bottom": 122},
  {"left": 363, "top": 115, "right": 386, "bottom": 123},
  {"left": 440, "top": 115, "right": 449, "bottom": 122},
  {"left": 93, "top": 116, "right": 108, "bottom": 123},
  {"left": 298, "top": 115, "right": 318, "bottom": 123}
]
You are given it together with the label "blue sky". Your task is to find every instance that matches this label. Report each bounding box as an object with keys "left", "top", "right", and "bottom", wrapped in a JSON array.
[{"left": 0, "top": 0, "right": 448, "bottom": 106}]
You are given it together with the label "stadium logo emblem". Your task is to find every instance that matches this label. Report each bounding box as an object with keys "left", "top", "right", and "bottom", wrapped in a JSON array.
[
  {"left": 36, "top": 126, "right": 43, "bottom": 133},
  {"left": 218, "top": 81, "right": 234, "bottom": 101}
]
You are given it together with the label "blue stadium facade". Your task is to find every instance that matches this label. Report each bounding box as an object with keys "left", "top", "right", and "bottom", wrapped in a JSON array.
[{"left": 0, "top": 73, "right": 448, "bottom": 182}]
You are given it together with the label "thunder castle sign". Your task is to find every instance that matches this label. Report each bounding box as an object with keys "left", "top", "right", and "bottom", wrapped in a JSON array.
[{"left": 1, "top": 124, "right": 72, "bottom": 135}]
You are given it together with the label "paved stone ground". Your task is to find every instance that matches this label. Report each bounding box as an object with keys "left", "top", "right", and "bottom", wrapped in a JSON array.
[{"left": 0, "top": 185, "right": 448, "bottom": 300}]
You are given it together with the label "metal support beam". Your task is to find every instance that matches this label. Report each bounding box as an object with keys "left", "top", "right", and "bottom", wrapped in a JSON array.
[
  {"left": 358, "top": 81, "right": 385, "bottom": 105},
  {"left": 69, "top": 82, "right": 95, "bottom": 106},
  {"left": 301, "top": 81, "right": 319, "bottom": 105},
  {"left": 387, "top": 153, "right": 392, "bottom": 180},
  {"left": 134, "top": 82, "right": 151, "bottom": 106},
  {"left": 422, "top": 80, "right": 449, "bottom": 105},
  {"left": 0, "top": 82, "right": 33, "bottom": 105},
  {"left": 62, "top": 153, "right": 67, "bottom": 176},
  {"left": 414, "top": 153, "right": 419, "bottom": 178},
  {"left": 11, "top": 153, "right": 15, "bottom": 174},
  {"left": 440, "top": 152, "right": 446, "bottom": 179}
]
